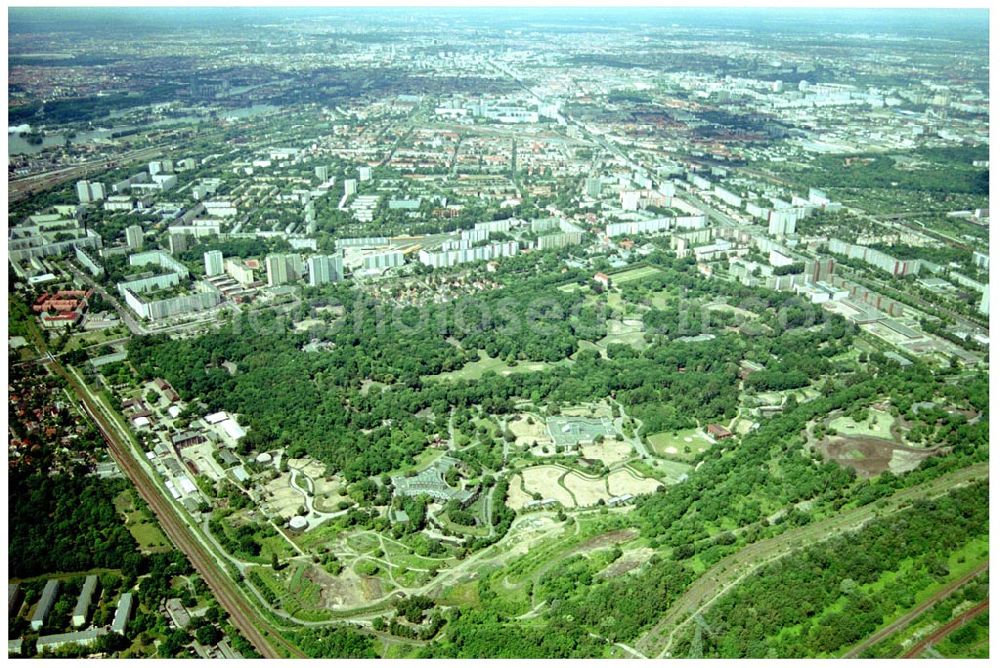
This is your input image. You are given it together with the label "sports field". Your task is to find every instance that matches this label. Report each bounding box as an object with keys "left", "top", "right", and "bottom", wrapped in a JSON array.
[
  {"left": 609, "top": 266, "right": 663, "bottom": 284},
  {"left": 647, "top": 428, "right": 713, "bottom": 460}
]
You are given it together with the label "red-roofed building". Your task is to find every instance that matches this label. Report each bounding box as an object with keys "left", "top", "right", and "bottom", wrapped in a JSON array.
[
  {"left": 594, "top": 272, "right": 611, "bottom": 290},
  {"left": 707, "top": 424, "right": 734, "bottom": 440}
]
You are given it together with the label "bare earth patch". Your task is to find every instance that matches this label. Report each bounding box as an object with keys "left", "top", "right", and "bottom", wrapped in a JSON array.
[
  {"left": 507, "top": 414, "right": 552, "bottom": 447},
  {"left": 562, "top": 471, "right": 609, "bottom": 507},
  {"left": 600, "top": 546, "right": 654, "bottom": 579},
  {"left": 581, "top": 440, "right": 633, "bottom": 466},
  {"left": 505, "top": 474, "right": 532, "bottom": 511},
  {"left": 607, "top": 468, "right": 661, "bottom": 496},
  {"left": 820, "top": 436, "right": 937, "bottom": 478},
  {"left": 520, "top": 465, "right": 576, "bottom": 508},
  {"left": 262, "top": 474, "right": 305, "bottom": 519}
]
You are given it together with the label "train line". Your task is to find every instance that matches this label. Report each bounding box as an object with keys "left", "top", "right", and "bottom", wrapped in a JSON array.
[{"left": 49, "top": 357, "right": 305, "bottom": 658}]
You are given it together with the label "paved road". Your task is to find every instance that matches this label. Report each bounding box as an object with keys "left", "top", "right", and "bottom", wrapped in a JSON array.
[
  {"left": 842, "top": 560, "right": 988, "bottom": 658},
  {"left": 634, "top": 462, "right": 989, "bottom": 658}
]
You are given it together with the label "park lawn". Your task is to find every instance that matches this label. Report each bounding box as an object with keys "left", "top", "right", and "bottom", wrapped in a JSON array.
[
  {"left": 829, "top": 409, "right": 896, "bottom": 440},
  {"left": 422, "top": 350, "right": 558, "bottom": 382},
  {"left": 346, "top": 532, "right": 383, "bottom": 554},
  {"left": 129, "top": 521, "right": 173, "bottom": 552},
  {"left": 637, "top": 458, "right": 694, "bottom": 484},
  {"left": 647, "top": 428, "right": 712, "bottom": 460},
  {"left": 64, "top": 327, "right": 128, "bottom": 352},
  {"left": 438, "top": 580, "right": 480, "bottom": 607},
  {"left": 598, "top": 327, "right": 647, "bottom": 350},
  {"left": 439, "top": 512, "right": 491, "bottom": 537},
  {"left": 609, "top": 265, "right": 663, "bottom": 284},
  {"left": 259, "top": 533, "right": 298, "bottom": 561},
  {"left": 293, "top": 521, "right": 345, "bottom": 552},
  {"left": 380, "top": 446, "right": 445, "bottom": 480},
  {"left": 116, "top": 489, "right": 172, "bottom": 552},
  {"left": 606, "top": 291, "right": 625, "bottom": 312}
]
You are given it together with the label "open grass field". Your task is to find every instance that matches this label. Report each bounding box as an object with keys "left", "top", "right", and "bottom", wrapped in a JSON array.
[
  {"left": 64, "top": 326, "right": 128, "bottom": 352},
  {"left": 521, "top": 465, "right": 576, "bottom": 508},
  {"left": 598, "top": 319, "right": 647, "bottom": 349},
  {"left": 115, "top": 490, "right": 172, "bottom": 552},
  {"left": 562, "top": 470, "right": 610, "bottom": 506},
  {"left": 580, "top": 440, "right": 633, "bottom": 466},
  {"left": 423, "top": 350, "right": 557, "bottom": 382},
  {"left": 507, "top": 414, "right": 552, "bottom": 447},
  {"left": 608, "top": 467, "right": 665, "bottom": 495},
  {"left": 829, "top": 409, "right": 896, "bottom": 440},
  {"left": 647, "top": 428, "right": 713, "bottom": 460},
  {"left": 609, "top": 266, "right": 663, "bottom": 284},
  {"left": 705, "top": 302, "right": 760, "bottom": 320},
  {"left": 129, "top": 522, "right": 173, "bottom": 552}
]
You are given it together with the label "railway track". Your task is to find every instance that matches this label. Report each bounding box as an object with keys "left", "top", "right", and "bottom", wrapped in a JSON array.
[
  {"left": 842, "top": 561, "right": 989, "bottom": 658},
  {"left": 50, "top": 358, "right": 304, "bottom": 658},
  {"left": 635, "top": 462, "right": 989, "bottom": 658},
  {"left": 902, "top": 599, "right": 989, "bottom": 658}
]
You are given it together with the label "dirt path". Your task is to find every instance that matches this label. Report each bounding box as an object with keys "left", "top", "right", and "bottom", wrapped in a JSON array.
[
  {"left": 903, "top": 599, "right": 989, "bottom": 658},
  {"left": 842, "top": 561, "right": 988, "bottom": 658},
  {"left": 634, "top": 462, "right": 988, "bottom": 658}
]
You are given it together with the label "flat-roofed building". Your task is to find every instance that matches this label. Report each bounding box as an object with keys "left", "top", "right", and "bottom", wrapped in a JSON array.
[
  {"left": 72, "top": 575, "right": 98, "bottom": 628},
  {"left": 111, "top": 592, "right": 133, "bottom": 635},
  {"left": 36, "top": 628, "right": 107, "bottom": 653},
  {"left": 204, "top": 250, "right": 224, "bottom": 277},
  {"left": 31, "top": 579, "right": 60, "bottom": 630}
]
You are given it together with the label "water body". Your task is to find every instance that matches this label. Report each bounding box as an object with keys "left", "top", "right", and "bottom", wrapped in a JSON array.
[{"left": 8, "top": 104, "right": 277, "bottom": 155}]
